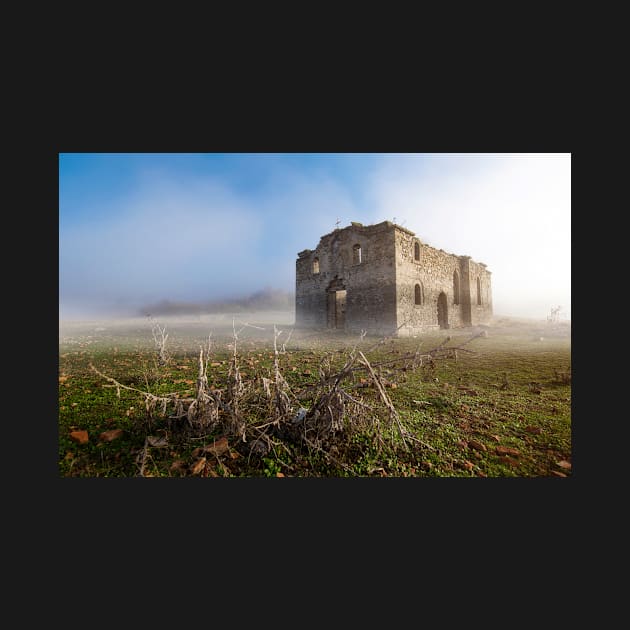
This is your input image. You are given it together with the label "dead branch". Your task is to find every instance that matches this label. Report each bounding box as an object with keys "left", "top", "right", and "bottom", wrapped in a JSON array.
[
  {"left": 225, "top": 319, "right": 246, "bottom": 441},
  {"left": 294, "top": 331, "right": 483, "bottom": 397},
  {"left": 358, "top": 351, "right": 407, "bottom": 448},
  {"left": 148, "top": 315, "right": 170, "bottom": 366},
  {"left": 280, "top": 328, "right": 294, "bottom": 353}
]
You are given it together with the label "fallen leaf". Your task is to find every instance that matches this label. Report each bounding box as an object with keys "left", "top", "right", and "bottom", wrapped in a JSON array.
[
  {"left": 551, "top": 470, "right": 567, "bottom": 478},
  {"left": 556, "top": 460, "right": 572, "bottom": 470},
  {"left": 525, "top": 426, "right": 543, "bottom": 434},
  {"left": 211, "top": 362, "right": 222, "bottom": 367},
  {"left": 202, "top": 436, "right": 229, "bottom": 456},
  {"left": 64, "top": 452, "right": 74, "bottom": 461},
  {"left": 190, "top": 458, "right": 207, "bottom": 475},
  {"left": 229, "top": 451, "right": 240, "bottom": 460},
  {"left": 59, "top": 375, "right": 69, "bottom": 383},
  {"left": 468, "top": 439, "right": 487, "bottom": 452},
  {"left": 457, "top": 439, "right": 468, "bottom": 449},
  {"left": 170, "top": 460, "right": 186, "bottom": 472},
  {"left": 69, "top": 430, "right": 89, "bottom": 445},
  {"left": 490, "top": 434, "right": 501, "bottom": 442},
  {"left": 463, "top": 460, "right": 474, "bottom": 471},
  {"left": 496, "top": 446, "right": 520, "bottom": 457},
  {"left": 498, "top": 455, "right": 519, "bottom": 467},
  {"left": 99, "top": 429, "right": 124, "bottom": 442},
  {"left": 276, "top": 472, "right": 285, "bottom": 477}
]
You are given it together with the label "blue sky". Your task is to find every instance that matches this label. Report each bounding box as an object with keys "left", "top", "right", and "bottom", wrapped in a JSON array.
[{"left": 59, "top": 153, "right": 571, "bottom": 320}]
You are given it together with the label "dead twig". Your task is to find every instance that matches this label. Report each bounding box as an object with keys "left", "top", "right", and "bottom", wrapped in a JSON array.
[
  {"left": 148, "top": 315, "right": 170, "bottom": 366},
  {"left": 358, "top": 351, "right": 408, "bottom": 449}
]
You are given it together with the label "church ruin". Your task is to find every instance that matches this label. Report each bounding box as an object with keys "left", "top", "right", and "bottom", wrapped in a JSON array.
[{"left": 295, "top": 221, "right": 492, "bottom": 336}]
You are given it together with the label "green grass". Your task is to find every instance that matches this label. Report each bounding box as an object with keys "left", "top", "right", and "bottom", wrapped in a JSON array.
[{"left": 58, "top": 317, "right": 571, "bottom": 478}]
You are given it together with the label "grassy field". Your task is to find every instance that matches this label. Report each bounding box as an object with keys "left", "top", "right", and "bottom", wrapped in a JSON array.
[{"left": 58, "top": 314, "right": 571, "bottom": 478}]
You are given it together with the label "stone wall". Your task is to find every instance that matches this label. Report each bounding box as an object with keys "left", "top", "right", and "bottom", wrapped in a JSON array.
[
  {"left": 467, "top": 259, "right": 493, "bottom": 326},
  {"left": 295, "top": 222, "right": 398, "bottom": 335},
  {"left": 394, "top": 228, "right": 492, "bottom": 335}
]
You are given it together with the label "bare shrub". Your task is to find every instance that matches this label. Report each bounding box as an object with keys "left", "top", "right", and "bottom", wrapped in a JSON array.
[{"left": 90, "top": 322, "right": 486, "bottom": 475}]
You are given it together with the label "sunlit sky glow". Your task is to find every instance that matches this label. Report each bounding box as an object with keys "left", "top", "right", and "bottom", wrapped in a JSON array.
[{"left": 59, "top": 153, "right": 571, "bottom": 320}]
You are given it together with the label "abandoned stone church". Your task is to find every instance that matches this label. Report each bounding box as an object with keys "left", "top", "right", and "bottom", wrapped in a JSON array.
[{"left": 295, "top": 221, "right": 492, "bottom": 336}]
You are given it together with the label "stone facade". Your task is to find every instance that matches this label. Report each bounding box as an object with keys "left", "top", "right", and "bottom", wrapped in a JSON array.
[{"left": 295, "top": 221, "right": 492, "bottom": 336}]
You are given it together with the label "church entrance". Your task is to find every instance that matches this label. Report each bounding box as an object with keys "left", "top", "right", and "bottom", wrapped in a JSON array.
[
  {"left": 437, "top": 292, "right": 449, "bottom": 329},
  {"left": 327, "top": 278, "right": 347, "bottom": 330}
]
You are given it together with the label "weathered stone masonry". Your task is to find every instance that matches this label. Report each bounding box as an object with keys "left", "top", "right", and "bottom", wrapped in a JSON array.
[{"left": 295, "top": 221, "right": 492, "bottom": 336}]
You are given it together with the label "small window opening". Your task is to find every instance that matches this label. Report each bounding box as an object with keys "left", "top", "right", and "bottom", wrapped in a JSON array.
[
  {"left": 353, "top": 244, "right": 362, "bottom": 265},
  {"left": 415, "top": 283, "right": 424, "bottom": 305},
  {"left": 414, "top": 242, "right": 420, "bottom": 261},
  {"left": 313, "top": 258, "right": 320, "bottom": 274}
]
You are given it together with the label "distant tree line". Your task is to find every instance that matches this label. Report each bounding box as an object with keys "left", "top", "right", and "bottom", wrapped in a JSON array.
[{"left": 140, "top": 287, "right": 294, "bottom": 316}]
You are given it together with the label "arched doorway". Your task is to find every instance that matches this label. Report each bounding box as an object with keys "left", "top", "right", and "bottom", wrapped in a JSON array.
[
  {"left": 327, "top": 277, "right": 347, "bottom": 329},
  {"left": 437, "top": 292, "right": 449, "bottom": 329}
]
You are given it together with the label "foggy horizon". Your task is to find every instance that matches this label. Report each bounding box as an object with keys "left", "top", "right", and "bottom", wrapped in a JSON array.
[{"left": 60, "top": 153, "right": 571, "bottom": 322}]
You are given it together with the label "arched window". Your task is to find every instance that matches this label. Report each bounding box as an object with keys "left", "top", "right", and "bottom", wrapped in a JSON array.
[
  {"left": 414, "top": 242, "right": 420, "bottom": 261},
  {"left": 477, "top": 277, "right": 482, "bottom": 305},
  {"left": 453, "top": 271, "right": 460, "bottom": 305},
  {"left": 415, "top": 283, "right": 424, "bottom": 305},
  {"left": 312, "top": 258, "right": 320, "bottom": 274},
  {"left": 353, "top": 243, "right": 362, "bottom": 265}
]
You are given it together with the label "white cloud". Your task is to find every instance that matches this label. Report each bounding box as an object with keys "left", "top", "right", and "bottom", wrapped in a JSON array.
[{"left": 366, "top": 154, "right": 571, "bottom": 319}]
